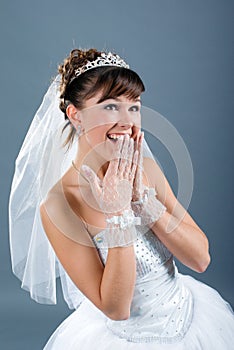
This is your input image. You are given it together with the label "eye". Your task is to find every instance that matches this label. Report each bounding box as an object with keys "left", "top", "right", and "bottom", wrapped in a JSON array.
[
  {"left": 104, "top": 104, "right": 119, "bottom": 111},
  {"left": 129, "top": 105, "right": 140, "bottom": 112}
]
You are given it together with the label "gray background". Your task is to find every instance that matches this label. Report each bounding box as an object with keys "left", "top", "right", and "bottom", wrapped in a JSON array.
[{"left": 0, "top": 0, "right": 233, "bottom": 349}]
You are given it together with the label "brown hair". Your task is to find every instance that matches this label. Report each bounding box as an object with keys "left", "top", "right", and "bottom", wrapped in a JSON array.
[{"left": 58, "top": 48, "right": 145, "bottom": 149}]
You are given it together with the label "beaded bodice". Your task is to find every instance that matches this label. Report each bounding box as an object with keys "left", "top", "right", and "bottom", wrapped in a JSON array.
[{"left": 93, "top": 228, "right": 193, "bottom": 343}]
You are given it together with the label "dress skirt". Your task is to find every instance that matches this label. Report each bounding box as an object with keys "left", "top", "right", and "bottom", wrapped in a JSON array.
[{"left": 43, "top": 274, "right": 234, "bottom": 350}]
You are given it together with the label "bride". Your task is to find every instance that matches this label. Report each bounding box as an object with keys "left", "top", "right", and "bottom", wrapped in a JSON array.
[{"left": 9, "top": 48, "right": 234, "bottom": 349}]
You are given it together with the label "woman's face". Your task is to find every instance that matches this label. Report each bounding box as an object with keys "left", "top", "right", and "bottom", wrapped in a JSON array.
[{"left": 79, "top": 93, "right": 142, "bottom": 156}]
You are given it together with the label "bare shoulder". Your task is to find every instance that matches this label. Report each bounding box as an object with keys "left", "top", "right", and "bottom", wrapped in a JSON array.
[
  {"left": 39, "top": 186, "right": 106, "bottom": 312},
  {"left": 40, "top": 181, "right": 93, "bottom": 248},
  {"left": 39, "top": 197, "right": 94, "bottom": 253}
]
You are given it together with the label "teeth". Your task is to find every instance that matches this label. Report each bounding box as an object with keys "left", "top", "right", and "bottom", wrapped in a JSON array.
[{"left": 108, "top": 134, "right": 125, "bottom": 140}]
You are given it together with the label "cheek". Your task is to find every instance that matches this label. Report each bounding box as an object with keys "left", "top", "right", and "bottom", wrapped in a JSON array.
[
  {"left": 85, "top": 125, "right": 109, "bottom": 142},
  {"left": 81, "top": 108, "right": 115, "bottom": 133},
  {"left": 84, "top": 126, "right": 116, "bottom": 161}
]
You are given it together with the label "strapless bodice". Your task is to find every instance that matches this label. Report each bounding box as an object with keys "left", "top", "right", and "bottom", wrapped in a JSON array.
[{"left": 92, "top": 228, "right": 193, "bottom": 343}]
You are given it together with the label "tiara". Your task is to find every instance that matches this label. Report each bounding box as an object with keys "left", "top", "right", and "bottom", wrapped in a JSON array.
[{"left": 73, "top": 52, "right": 130, "bottom": 80}]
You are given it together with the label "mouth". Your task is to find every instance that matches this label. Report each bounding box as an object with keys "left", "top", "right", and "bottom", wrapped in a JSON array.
[{"left": 106, "top": 133, "right": 132, "bottom": 141}]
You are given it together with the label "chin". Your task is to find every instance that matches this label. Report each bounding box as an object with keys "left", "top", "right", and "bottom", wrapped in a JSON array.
[{"left": 86, "top": 139, "right": 115, "bottom": 163}]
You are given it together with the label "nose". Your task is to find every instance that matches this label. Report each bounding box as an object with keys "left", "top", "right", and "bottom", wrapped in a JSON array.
[
  {"left": 116, "top": 109, "right": 134, "bottom": 128},
  {"left": 117, "top": 120, "right": 134, "bottom": 129}
]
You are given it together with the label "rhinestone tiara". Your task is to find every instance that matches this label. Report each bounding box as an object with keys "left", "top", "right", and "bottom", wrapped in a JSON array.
[{"left": 73, "top": 52, "right": 130, "bottom": 80}]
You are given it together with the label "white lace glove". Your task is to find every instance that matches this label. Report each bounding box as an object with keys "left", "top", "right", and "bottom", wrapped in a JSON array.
[
  {"left": 131, "top": 186, "right": 167, "bottom": 226},
  {"left": 131, "top": 132, "right": 167, "bottom": 226},
  {"left": 81, "top": 135, "right": 141, "bottom": 247}
]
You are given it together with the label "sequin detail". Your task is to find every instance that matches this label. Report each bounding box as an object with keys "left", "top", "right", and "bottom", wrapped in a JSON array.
[{"left": 93, "top": 228, "right": 193, "bottom": 343}]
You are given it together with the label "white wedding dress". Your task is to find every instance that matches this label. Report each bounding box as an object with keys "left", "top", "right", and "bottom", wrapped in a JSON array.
[{"left": 43, "top": 227, "right": 234, "bottom": 349}]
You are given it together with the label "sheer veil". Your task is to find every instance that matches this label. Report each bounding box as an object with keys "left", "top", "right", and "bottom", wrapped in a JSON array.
[{"left": 9, "top": 75, "right": 83, "bottom": 308}]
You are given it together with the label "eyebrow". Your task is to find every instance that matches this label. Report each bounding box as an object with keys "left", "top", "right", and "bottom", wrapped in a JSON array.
[{"left": 114, "top": 97, "right": 142, "bottom": 104}]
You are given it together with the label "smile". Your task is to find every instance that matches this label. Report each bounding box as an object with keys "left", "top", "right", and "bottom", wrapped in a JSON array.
[{"left": 107, "top": 133, "right": 131, "bottom": 141}]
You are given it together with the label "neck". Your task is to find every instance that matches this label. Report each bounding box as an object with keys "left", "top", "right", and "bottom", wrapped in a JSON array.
[{"left": 73, "top": 137, "right": 110, "bottom": 180}]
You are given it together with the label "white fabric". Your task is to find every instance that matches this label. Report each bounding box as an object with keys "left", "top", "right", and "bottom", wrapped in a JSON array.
[
  {"left": 8, "top": 76, "right": 82, "bottom": 308},
  {"left": 131, "top": 186, "right": 167, "bottom": 226},
  {"left": 43, "top": 228, "right": 234, "bottom": 349}
]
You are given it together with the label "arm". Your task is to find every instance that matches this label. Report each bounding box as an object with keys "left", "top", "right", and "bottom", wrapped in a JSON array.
[
  {"left": 144, "top": 157, "right": 211, "bottom": 273},
  {"left": 40, "top": 203, "right": 136, "bottom": 320},
  {"left": 101, "top": 246, "right": 136, "bottom": 319},
  {"left": 151, "top": 211, "right": 210, "bottom": 273}
]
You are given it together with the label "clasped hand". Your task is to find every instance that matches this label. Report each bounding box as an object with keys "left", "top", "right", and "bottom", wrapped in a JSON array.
[{"left": 82, "top": 133, "right": 145, "bottom": 216}]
